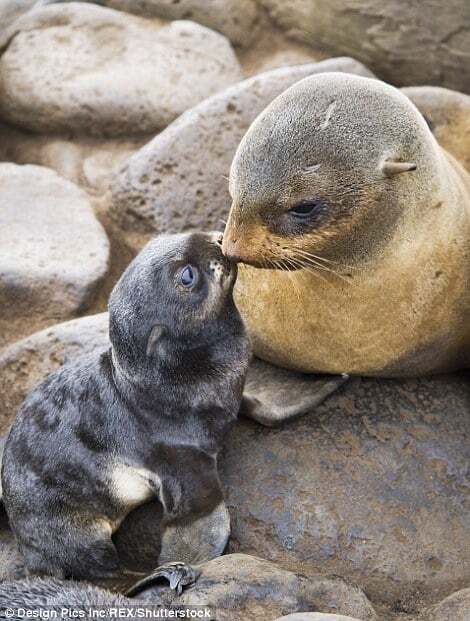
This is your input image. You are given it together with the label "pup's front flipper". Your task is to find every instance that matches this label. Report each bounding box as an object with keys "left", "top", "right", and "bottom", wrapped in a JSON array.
[
  {"left": 126, "top": 562, "right": 200, "bottom": 597},
  {"left": 241, "top": 357, "right": 349, "bottom": 427}
]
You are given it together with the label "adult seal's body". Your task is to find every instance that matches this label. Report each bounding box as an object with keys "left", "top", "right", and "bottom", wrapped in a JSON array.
[
  {"left": 223, "top": 73, "right": 470, "bottom": 392},
  {"left": 2, "top": 232, "right": 251, "bottom": 585}
]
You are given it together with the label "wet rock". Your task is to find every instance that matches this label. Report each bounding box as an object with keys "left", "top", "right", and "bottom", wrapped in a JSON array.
[
  {"left": 0, "top": 313, "right": 108, "bottom": 433},
  {"left": 0, "top": 3, "right": 242, "bottom": 136},
  {"left": 259, "top": 0, "right": 470, "bottom": 93},
  {"left": 0, "top": 165, "right": 109, "bottom": 348},
  {"left": 403, "top": 86, "right": 470, "bottom": 172},
  {"left": 424, "top": 588, "right": 470, "bottom": 621},
  {"left": 221, "top": 374, "right": 470, "bottom": 609},
  {"left": 104, "top": 0, "right": 259, "bottom": 48},
  {"left": 110, "top": 57, "right": 374, "bottom": 245}
]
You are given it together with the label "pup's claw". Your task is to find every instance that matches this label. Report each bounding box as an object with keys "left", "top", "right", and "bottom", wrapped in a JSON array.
[{"left": 126, "top": 561, "right": 200, "bottom": 597}]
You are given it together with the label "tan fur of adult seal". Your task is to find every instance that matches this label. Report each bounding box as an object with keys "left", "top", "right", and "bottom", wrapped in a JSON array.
[{"left": 223, "top": 73, "right": 470, "bottom": 377}]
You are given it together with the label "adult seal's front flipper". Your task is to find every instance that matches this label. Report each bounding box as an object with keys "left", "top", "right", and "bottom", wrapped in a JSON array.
[{"left": 241, "top": 358, "right": 349, "bottom": 427}]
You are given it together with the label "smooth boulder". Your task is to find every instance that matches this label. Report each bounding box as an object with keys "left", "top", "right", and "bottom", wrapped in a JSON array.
[
  {"left": 0, "top": 313, "right": 109, "bottom": 433},
  {"left": 0, "top": 165, "right": 109, "bottom": 347},
  {"left": 0, "top": 122, "right": 148, "bottom": 194},
  {"left": 110, "top": 57, "right": 374, "bottom": 243},
  {"left": 423, "top": 588, "right": 470, "bottom": 621},
  {"left": 104, "top": 0, "right": 259, "bottom": 47},
  {"left": 259, "top": 0, "right": 470, "bottom": 93},
  {"left": 403, "top": 86, "right": 470, "bottom": 172},
  {"left": 0, "top": 3, "right": 243, "bottom": 136},
  {"left": 169, "top": 554, "right": 376, "bottom": 620}
]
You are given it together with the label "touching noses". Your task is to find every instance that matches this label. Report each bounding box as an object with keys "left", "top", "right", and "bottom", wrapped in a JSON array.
[{"left": 222, "top": 230, "right": 244, "bottom": 263}]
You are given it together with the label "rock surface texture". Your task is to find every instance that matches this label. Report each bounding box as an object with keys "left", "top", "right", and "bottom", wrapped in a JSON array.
[
  {"left": 104, "top": 0, "right": 259, "bottom": 47},
  {"left": 0, "top": 313, "right": 109, "bottom": 433},
  {"left": 0, "top": 3, "right": 243, "bottom": 136},
  {"left": 110, "top": 57, "right": 374, "bottom": 243},
  {"left": 0, "top": 123, "right": 149, "bottom": 195},
  {"left": 221, "top": 374, "right": 470, "bottom": 609},
  {"left": 137, "top": 554, "right": 376, "bottom": 620},
  {"left": 0, "top": 316, "right": 469, "bottom": 613},
  {"left": 0, "top": 165, "right": 109, "bottom": 347},
  {"left": 403, "top": 86, "right": 470, "bottom": 173},
  {"left": 259, "top": 0, "right": 470, "bottom": 93},
  {"left": 423, "top": 588, "right": 470, "bottom": 621}
]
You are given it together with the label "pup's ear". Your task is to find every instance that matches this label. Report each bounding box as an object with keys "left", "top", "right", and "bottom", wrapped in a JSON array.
[{"left": 146, "top": 324, "right": 165, "bottom": 357}]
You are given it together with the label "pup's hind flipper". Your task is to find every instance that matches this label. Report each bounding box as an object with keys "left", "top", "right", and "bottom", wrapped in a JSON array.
[
  {"left": 126, "top": 562, "right": 200, "bottom": 598},
  {"left": 241, "top": 357, "right": 349, "bottom": 427}
]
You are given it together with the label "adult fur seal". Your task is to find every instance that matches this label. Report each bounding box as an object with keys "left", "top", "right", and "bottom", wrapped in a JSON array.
[
  {"left": 1, "top": 232, "right": 251, "bottom": 585},
  {"left": 222, "top": 72, "right": 470, "bottom": 422}
]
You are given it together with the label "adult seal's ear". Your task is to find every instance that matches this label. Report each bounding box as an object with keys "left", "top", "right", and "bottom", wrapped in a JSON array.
[
  {"left": 381, "top": 160, "right": 417, "bottom": 176},
  {"left": 146, "top": 325, "right": 165, "bottom": 357}
]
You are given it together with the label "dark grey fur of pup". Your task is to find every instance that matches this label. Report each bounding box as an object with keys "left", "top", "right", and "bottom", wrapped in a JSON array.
[{"left": 1, "top": 232, "right": 251, "bottom": 582}]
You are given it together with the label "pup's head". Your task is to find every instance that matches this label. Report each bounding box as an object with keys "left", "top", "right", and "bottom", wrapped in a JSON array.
[
  {"left": 223, "top": 73, "right": 442, "bottom": 269},
  {"left": 109, "top": 232, "right": 240, "bottom": 373}
]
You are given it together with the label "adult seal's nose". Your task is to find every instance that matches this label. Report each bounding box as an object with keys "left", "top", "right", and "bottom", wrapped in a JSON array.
[{"left": 222, "top": 233, "right": 242, "bottom": 263}]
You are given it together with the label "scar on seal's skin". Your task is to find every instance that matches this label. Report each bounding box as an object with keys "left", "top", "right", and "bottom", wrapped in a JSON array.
[{"left": 319, "top": 100, "right": 337, "bottom": 129}]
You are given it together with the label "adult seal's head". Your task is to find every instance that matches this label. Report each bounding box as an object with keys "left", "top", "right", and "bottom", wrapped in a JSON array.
[{"left": 222, "top": 73, "right": 470, "bottom": 376}]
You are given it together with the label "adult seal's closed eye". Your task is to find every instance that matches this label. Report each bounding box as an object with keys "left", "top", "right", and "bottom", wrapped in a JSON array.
[
  {"left": 1, "top": 231, "right": 251, "bottom": 587},
  {"left": 223, "top": 72, "right": 470, "bottom": 386}
]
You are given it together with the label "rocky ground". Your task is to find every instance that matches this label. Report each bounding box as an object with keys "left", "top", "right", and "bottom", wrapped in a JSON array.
[{"left": 0, "top": 1, "right": 469, "bottom": 620}]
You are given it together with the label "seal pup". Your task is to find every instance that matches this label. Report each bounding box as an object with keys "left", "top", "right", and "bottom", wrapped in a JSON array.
[
  {"left": 222, "top": 72, "right": 470, "bottom": 424},
  {"left": 1, "top": 232, "right": 251, "bottom": 586}
]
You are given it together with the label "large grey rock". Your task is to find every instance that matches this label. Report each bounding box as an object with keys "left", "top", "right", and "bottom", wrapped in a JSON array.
[
  {"left": 104, "top": 0, "right": 259, "bottom": 47},
  {"left": 403, "top": 86, "right": 470, "bottom": 173},
  {"left": 0, "top": 313, "right": 109, "bottom": 433},
  {"left": 259, "top": 0, "right": 470, "bottom": 94},
  {"left": 0, "top": 3, "right": 242, "bottom": 136},
  {"left": 1, "top": 315, "right": 469, "bottom": 608},
  {"left": 0, "top": 165, "right": 109, "bottom": 348},
  {"left": 221, "top": 374, "right": 470, "bottom": 609},
  {"left": 141, "top": 554, "right": 376, "bottom": 620},
  {"left": 423, "top": 588, "right": 470, "bottom": 621},
  {"left": 110, "top": 57, "right": 374, "bottom": 243}
]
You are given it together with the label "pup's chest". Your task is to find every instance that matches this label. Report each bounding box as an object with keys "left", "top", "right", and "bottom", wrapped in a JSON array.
[{"left": 109, "top": 464, "right": 158, "bottom": 509}]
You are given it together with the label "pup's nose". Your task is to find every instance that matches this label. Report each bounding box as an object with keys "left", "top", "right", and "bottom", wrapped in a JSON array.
[{"left": 210, "top": 231, "right": 223, "bottom": 247}]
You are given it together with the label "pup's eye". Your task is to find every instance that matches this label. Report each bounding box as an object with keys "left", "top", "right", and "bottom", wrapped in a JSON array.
[
  {"left": 180, "top": 265, "right": 197, "bottom": 288},
  {"left": 289, "top": 200, "right": 324, "bottom": 219}
]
